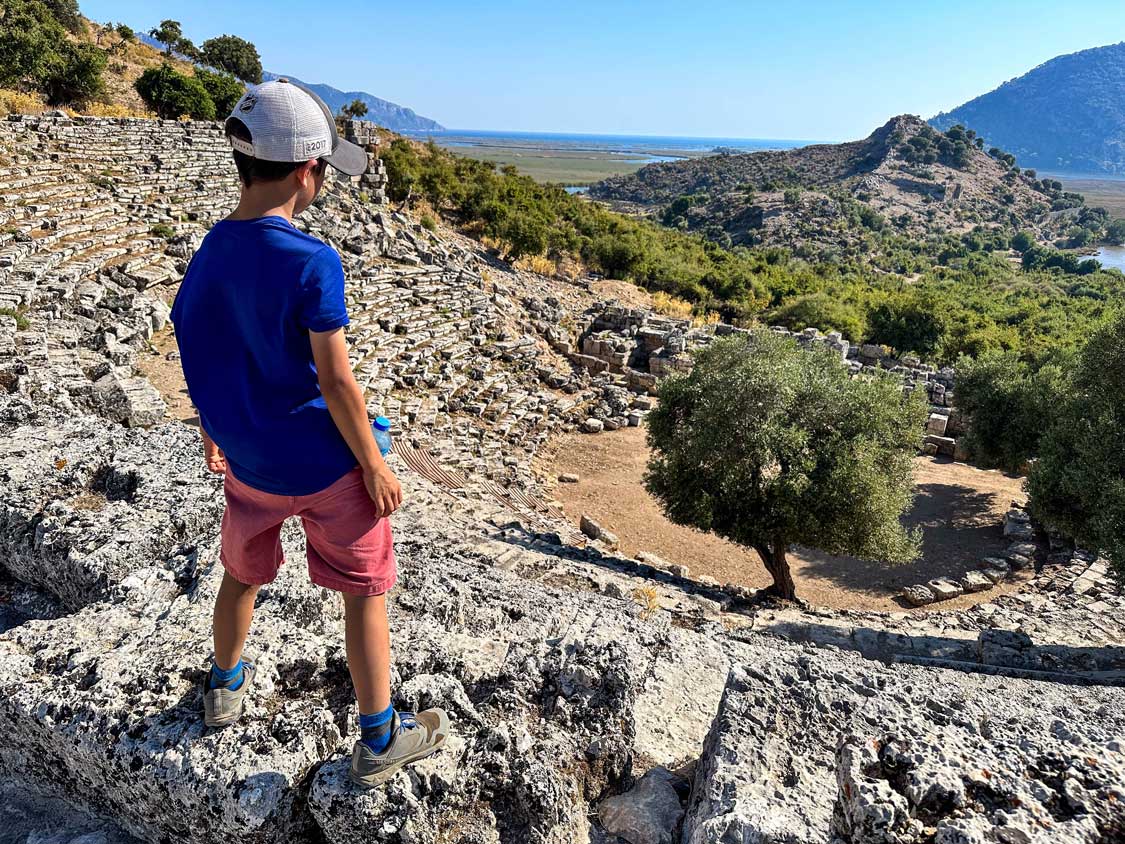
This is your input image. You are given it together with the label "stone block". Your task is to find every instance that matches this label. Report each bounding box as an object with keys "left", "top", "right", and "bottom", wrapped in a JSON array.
[
  {"left": 925, "top": 413, "right": 949, "bottom": 436},
  {"left": 926, "top": 577, "right": 963, "bottom": 601},
  {"left": 902, "top": 585, "right": 935, "bottom": 607},
  {"left": 959, "top": 570, "right": 993, "bottom": 593}
]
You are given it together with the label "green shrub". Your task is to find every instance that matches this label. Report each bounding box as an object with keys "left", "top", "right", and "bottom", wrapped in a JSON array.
[
  {"left": 194, "top": 67, "right": 244, "bottom": 115},
  {"left": 955, "top": 351, "right": 1070, "bottom": 471},
  {"left": 1029, "top": 311, "right": 1125, "bottom": 582},
  {"left": 40, "top": 41, "right": 105, "bottom": 105},
  {"left": 135, "top": 63, "right": 215, "bottom": 120},
  {"left": 767, "top": 292, "right": 865, "bottom": 341},
  {"left": 0, "top": 306, "right": 30, "bottom": 330},
  {"left": 149, "top": 223, "right": 175, "bottom": 239},
  {"left": 420, "top": 214, "right": 437, "bottom": 231}
]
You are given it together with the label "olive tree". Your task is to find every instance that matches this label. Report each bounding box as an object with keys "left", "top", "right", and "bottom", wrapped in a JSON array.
[
  {"left": 1028, "top": 311, "right": 1125, "bottom": 582},
  {"left": 644, "top": 331, "right": 927, "bottom": 599}
]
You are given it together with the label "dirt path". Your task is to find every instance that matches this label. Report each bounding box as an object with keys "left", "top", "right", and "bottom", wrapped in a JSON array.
[{"left": 540, "top": 426, "right": 1033, "bottom": 613}]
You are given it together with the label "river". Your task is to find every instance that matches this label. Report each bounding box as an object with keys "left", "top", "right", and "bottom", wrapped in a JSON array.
[{"left": 1095, "top": 245, "right": 1125, "bottom": 272}]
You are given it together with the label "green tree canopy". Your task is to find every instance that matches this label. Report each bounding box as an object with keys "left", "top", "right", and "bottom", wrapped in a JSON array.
[
  {"left": 149, "top": 19, "right": 184, "bottom": 54},
  {"left": 0, "top": 0, "right": 67, "bottom": 91},
  {"left": 194, "top": 67, "right": 244, "bottom": 115},
  {"left": 644, "top": 332, "right": 926, "bottom": 599},
  {"left": 1028, "top": 311, "right": 1125, "bottom": 582},
  {"left": 954, "top": 351, "right": 1070, "bottom": 472},
  {"left": 867, "top": 296, "right": 947, "bottom": 357},
  {"left": 339, "top": 99, "right": 368, "bottom": 120},
  {"left": 40, "top": 40, "right": 106, "bottom": 105},
  {"left": 200, "top": 35, "right": 262, "bottom": 84},
  {"left": 135, "top": 63, "right": 215, "bottom": 120}
]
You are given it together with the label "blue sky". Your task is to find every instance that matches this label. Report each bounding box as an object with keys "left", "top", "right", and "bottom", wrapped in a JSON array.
[{"left": 83, "top": 0, "right": 1125, "bottom": 141}]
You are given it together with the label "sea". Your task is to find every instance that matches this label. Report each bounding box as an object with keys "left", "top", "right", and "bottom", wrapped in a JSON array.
[{"left": 402, "top": 128, "right": 814, "bottom": 189}]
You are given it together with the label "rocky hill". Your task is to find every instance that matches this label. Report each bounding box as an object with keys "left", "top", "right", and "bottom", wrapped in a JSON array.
[
  {"left": 0, "top": 113, "right": 1122, "bottom": 843},
  {"left": 931, "top": 42, "right": 1125, "bottom": 176},
  {"left": 590, "top": 115, "right": 1077, "bottom": 254}
]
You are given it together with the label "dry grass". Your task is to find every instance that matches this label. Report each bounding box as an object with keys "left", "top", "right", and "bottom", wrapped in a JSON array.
[
  {"left": 0, "top": 89, "right": 45, "bottom": 115},
  {"left": 651, "top": 291, "right": 694, "bottom": 319},
  {"left": 632, "top": 586, "right": 661, "bottom": 619},
  {"left": 514, "top": 254, "right": 556, "bottom": 276}
]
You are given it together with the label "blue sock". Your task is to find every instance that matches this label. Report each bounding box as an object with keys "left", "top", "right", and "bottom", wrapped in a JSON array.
[
  {"left": 359, "top": 704, "right": 395, "bottom": 753},
  {"left": 209, "top": 659, "right": 244, "bottom": 692}
]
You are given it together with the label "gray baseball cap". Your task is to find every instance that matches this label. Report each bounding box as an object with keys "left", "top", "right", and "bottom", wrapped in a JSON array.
[{"left": 226, "top": 78, "right": 369, "bottom": 177}]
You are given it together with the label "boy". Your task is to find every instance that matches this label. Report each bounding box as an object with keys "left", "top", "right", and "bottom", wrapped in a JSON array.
[{"left": 170, "top": 78, "right": 449, "bottom": 788}]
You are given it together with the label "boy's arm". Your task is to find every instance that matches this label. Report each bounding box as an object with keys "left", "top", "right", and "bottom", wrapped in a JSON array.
[
  {"left": 200, "top": 428, "right": 227, "bottom": 474},
  {"left": 309, "top": 327, "right": 402, "bottom": 518}
]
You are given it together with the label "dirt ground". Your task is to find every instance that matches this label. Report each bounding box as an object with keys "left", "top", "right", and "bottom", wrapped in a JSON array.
[
  {"left": 541, "top": 425, "right": 1033, "bottom": 613},
  {"left": 136, "top": 323, "right": 198, "bottom": 425}
]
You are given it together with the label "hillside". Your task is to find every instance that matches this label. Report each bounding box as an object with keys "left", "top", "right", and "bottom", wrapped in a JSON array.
[
  {"left": 0, "top": 9, "right": 442, "bottom": 131},
  {"left": 589, "top": 115, "right": 1080, "bottom": 254},
  {"left": 931, "top": 42, "right": 1125, "bottom": 176},
  {"left": 261, "top": 72, "right": 444, "bottom": 132}
]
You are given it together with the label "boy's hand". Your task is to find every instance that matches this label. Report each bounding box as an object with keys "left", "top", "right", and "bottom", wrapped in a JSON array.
[
  {"left": 201, "top": 430, "right": 226, "bottom": 474},
  {"left": 364, "top": 464, "right": 402, "bottom": 518}
]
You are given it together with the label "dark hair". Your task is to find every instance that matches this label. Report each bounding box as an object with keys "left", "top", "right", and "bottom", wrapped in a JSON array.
[{"left": 225, "top": 117, "right": 327, "bottom": 187}]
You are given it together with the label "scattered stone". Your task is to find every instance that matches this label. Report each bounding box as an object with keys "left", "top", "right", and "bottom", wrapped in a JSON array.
[
  {"left": 926, "top": 577, "right": 964, "bottom": 601},
  {"left": 959, "top": 570, "right": 993, "bottom": 593},
  {"left": 902, "top": 585, "right": 935, "bottom": 606},
  {"left": 558, "top": 472, "right": 579, "bottom": 483},
  {"left": 581, "top": 417, "right": 604, "bottom": 433},
  {"left": 598, "top": 767, "right": 684, "bottom": 844}
]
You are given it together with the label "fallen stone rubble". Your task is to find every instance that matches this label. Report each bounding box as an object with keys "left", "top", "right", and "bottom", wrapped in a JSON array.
[{"left": 0, "top": 114, "right": 1123, "bottom": 844}]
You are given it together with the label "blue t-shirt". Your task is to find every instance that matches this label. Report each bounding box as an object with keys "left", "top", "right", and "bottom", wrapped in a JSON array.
[{"left": 170, "top": 215, "right": 358, "bottom": 495}]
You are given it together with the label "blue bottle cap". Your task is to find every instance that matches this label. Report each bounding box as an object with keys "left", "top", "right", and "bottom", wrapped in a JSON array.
[{"left": 373, "top": 416, "right": 391, "bottom": 431}]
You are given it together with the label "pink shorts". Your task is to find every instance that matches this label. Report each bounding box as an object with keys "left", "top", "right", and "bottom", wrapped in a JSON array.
[{"left": 219, "top": 467, "right": 396, "bottom": 595}]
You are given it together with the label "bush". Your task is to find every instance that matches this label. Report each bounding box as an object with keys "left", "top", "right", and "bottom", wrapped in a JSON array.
[
  {"left": 1029, "top": 311, "right": 1125, "bottom": 582},
  {"left": 955, "top": 352, "right": 1069, "bottom": 472},
  {"left": 420, "top": 214, "right": 436, "bottom": 231},
  {"left": 149, "top": 223, "right": 175, "bottom": 239},
  {"left": 194, "top": 67, "right": 244, "bottom": 115},
  {"left": 768, "top": 292, "right": 864, "bottom": 341},
  {"left": 200, "top": 35, "right": 262, "bottom": 84},
  {"left": 644, "top": 332, "right": 926, "bottom": 599},
  {"left": 135, "top": 63, "right": 215, "bottom": 120},
  {"left": 40, "top": 41, "right": 106, "bottom": 105},
  {"left": 866, "top": 296, "right": 946, "bottom": 357},
  {"left": 0, "top": 0, "right": 66, "bottom": 91}
]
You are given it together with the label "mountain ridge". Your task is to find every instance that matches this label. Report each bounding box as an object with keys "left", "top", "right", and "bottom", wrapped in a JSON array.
[
  {"left": 261, "top": 72, "right": 444, "bottom": 132},
  {"left": 929, "top": 42, "right": 1125, "bottom": 175}
]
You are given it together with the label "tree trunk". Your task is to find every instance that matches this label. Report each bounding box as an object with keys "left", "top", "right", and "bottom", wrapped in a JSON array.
[{"left": 754, "top": 540, "right": 797, "bottom": 601}]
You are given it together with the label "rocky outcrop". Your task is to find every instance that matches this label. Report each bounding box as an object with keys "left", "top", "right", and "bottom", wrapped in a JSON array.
[{"left": 684, "top": 654, "right": 1125, "bottom": 844}]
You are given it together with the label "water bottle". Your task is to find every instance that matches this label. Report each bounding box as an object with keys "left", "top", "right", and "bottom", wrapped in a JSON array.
[{"left": 372, "top": 415, "right": 393, "bottom": 456}]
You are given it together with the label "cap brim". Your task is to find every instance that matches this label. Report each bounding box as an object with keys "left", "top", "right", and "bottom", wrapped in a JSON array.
[{"left": 324, "top": 138, "right": 369, "bottom": 176}]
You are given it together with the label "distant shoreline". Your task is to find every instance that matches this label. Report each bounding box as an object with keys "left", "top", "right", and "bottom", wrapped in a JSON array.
[{"left": 405, "top": 129, "right": 811, "bottom": 186}]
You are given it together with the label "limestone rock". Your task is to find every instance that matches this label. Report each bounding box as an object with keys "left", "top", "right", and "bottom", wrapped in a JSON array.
[
  {"left": 926, "top": 577, "right": 963, "bottom": 601},
  {"left": 93, "top": 372, "right": 166, "bottom": 427},
  {"left": 902, "top": 585, "right": 935, "bottom": 606},
  {"left": 597, "top": 767, "right": 684, "bottom": 844},
  {"left": 682, "top": 647, "right": 1125, "bottom": 844},
  {"left": 959, "top": 570, "right": 993, "bottom": 593}
]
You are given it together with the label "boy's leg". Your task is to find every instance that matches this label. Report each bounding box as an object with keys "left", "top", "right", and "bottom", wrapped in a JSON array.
[
  {"left": 341, "top": 591, "right": 392, "bottom": 714},
  {"left": 213, "top": 570, "right": 260, "bottom": 670}
]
